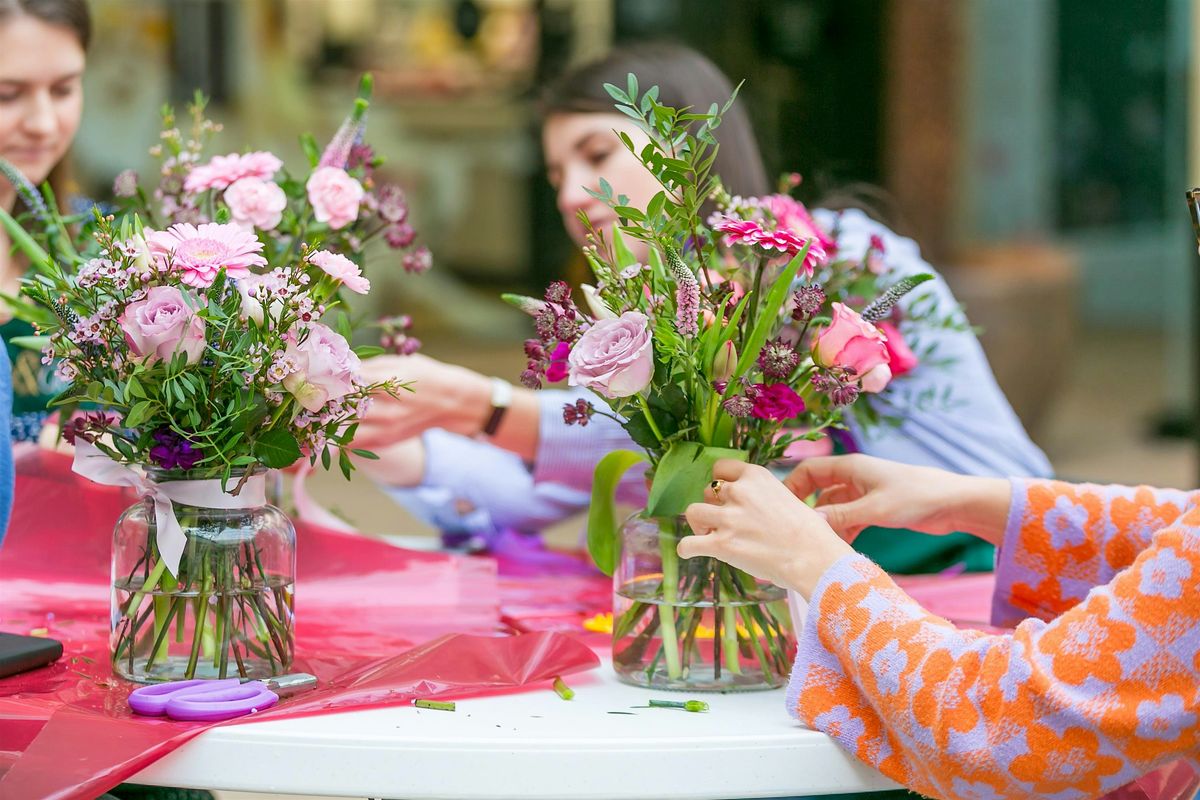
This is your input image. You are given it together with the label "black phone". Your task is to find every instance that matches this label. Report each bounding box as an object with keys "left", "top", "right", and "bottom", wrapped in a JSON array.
[{"left": 0, "top": 632, "right": 63, "bottom": 679}]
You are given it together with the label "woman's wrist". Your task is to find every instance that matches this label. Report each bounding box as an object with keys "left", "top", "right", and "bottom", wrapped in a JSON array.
[
  {"left": 947, "top": 475, "right": 1011, "bottom": 546},
  {"left": 781, "top": 527, "right": 855, "bottom": 600}
]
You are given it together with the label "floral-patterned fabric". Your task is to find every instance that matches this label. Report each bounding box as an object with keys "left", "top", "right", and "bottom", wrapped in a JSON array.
[{"left": 788, "top": 479, "right": 1200, "bottom": 799}]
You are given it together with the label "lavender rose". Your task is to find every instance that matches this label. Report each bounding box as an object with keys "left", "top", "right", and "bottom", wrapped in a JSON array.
[
  {"left": 567, "top": 311, "right": 654, "bottom": 398},
  {"left": 119, "top": 286, "right": 206, "bottom": 365},
  {"left": 281, "top": 323, "right": 362, "bottom": 412}
]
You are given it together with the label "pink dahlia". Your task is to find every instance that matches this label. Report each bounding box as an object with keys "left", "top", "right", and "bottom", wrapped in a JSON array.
[
  {"left": 184, "top": 151, "right": 283, "bottom": 194},
  {"left": 309, "top": 250, "right": 370, "bottom": 295},
  {"left": 147, "top": 222, "right": 268, "bottom": 288}
]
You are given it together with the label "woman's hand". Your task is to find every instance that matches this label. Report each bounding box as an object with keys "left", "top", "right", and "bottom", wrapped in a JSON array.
[
  {"left": 783, "top": 454, "right": 1011, "bottom": 546},
  {"left": 680, "top": 460, "right": 855, "bottom": 599},
  {"left": 353, "top": 354, "right": 493, "bottom": 449}
]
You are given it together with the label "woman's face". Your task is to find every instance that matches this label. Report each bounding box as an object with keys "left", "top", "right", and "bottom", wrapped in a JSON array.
[
  {"left": 543, "top": 111, "right": 662, "bottom": 258},
  {"left": 0, "top": 14, "right": 84, "bottom": 186}
]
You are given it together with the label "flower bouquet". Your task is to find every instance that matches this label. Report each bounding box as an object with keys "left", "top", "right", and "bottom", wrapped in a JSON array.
[
  {"left": 0, "top": 76, "right": 422, "bottom": 682},
  {"left": 507, "top": 77, "right": 934, "bottom": 690}
]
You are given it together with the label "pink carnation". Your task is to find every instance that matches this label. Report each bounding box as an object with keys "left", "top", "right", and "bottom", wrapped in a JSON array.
[
  {"left": 306, "top": 166, "right": 363, "bottom": 230},
  {"left": 749, "top": 383, "right": 806, "bottom": 421},
  {"left": 147, "top": 222, "right": 267, "bottom": 288},
  {"left": 224, "top": 177, "right": 287, "bottom": 231},
  {"left": 309, "top": 250, "right": 370, "bottom": 295},
  {"left": 184, "top": 151, "right": 283, "bottom": 193}
]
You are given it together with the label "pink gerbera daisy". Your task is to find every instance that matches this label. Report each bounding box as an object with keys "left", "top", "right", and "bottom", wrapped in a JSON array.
[
  {"left": 147, "top": 222, "right": 268, "bottom": 288},
  {"left": 184, "top": 151, "right": 283, "bottom": 194},
  {"left": 712, "top": 216, "right": 765, "bottom": 248}
]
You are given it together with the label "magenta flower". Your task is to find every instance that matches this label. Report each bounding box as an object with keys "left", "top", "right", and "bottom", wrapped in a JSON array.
[
  {"left": 761, "top": 194, "right": 836, "bottom": 254},
  {"left": 184, "top": 151, "right": 283, "bottom": 193},
  {"left": 147, "top": 223, "right": 267, "bottom": 288},
  {"left": 713, "top": 216, "right": 766, "bottom": 247},
  {"left": 545, "top": 341, "right": 571, "bottom": 383},
  {"left": 749, "top": 382, "right": 806, "bottom": 421},
  {"left": 309, "top": 250, "right": 370, "bottom": 295}
]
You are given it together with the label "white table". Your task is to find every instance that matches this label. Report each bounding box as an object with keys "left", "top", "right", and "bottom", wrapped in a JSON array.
[{"left": 130, "top": 659, "right": 899, "bottom": 799}]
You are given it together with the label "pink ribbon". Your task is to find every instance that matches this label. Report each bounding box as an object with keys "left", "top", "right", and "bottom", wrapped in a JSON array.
[{"left": 71, "top": 441, "right": 267, "bottom": 577}]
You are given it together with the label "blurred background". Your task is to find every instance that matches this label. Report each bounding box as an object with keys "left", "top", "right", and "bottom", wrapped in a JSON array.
[{"left": 70, "top": 0, "right": 1198, "bottom": 534}]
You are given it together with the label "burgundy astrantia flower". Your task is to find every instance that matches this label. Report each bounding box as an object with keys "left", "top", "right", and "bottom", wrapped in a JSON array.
[
  {"left": 749, "top": 382, "right": 806, "bottom": 421},
  {"left": 62, "top": 411, "right": 121, "bottom": 446},
  {"left": 149, "top": 428, "right": 203, "bottom": 471}
]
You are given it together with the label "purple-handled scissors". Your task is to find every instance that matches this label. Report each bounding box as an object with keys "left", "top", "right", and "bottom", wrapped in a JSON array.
[{"left": 129, "top": 673, "right": 317, "bottom": 722}]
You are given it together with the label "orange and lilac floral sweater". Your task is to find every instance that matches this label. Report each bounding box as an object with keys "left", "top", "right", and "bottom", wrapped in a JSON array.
[{"left": 788, "top": 479, "right": 1200, "bottom": 799}]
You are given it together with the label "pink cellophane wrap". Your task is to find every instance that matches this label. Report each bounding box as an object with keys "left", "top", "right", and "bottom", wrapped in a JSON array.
[{"left": 0, "top": 450, "right": 599, "bottom": 800}]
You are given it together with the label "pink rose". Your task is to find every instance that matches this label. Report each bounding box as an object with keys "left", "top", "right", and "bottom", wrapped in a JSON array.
[
  {"left": 119, "top": 286, "right": 206, "bottom": 365},
  {"left": 812, "top": 302, "right": 890, "bottom": 379},
  {"left": 567, "top": 311, "right": 654, "bottom": 398},
  {"left": 306, "top": 166, "right": 363, "bottom": 230},
  {"left": 224, "top": 177, "right": 287, "bottom": 231},
  {"left": 309, "top": 250, "right": 370, "bottom": 295},
  {"left": 877, "top": 321, "right": 919, "bottom": 379},
  {"left": 545, "top": 342, "right": 571, "bottom": 383},
  {"left": 282, "top": 323, "right": 362, "bottom": 413},
  {"left": 750, "top": 383, "right": 806, "bottom": 421},
  {"left": 860, "top": 363, "right": 893, "bottom": 394},
  {"left": 185, "top": 151, "right": 283, "bottom": 193}
]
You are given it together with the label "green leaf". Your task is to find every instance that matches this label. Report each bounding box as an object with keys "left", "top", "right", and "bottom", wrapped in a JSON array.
[
  {"left": 731, "top": 242, "right": 810, "bottom": 385},
  {"left": 353, "top": 345, "right": 385, "bottom": 358},
  {"left": 350, "top": 448, "right": 380, "bottom": 460},
  {"left": 300, "top": 133, "right": 321, "bottom": 167},
  {"left": 645, "top": 441, "right": 747, "bottom": 518},
  {"left": 587, "top": 449, "right": 648, "bottom": 576},
  {"left": 123, "top": 400, "right": 155, "bottom": 428},
  {"left": 7, "top": 335, "right": 49, "bottom": 351},
  {"left": 253, "top": 428, "right": 303, "bottom": 469},
  {"left": 0, "top": 205, "right": 51, "bottom": 269}
]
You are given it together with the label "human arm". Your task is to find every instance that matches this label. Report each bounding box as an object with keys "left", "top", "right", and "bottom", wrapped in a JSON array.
[
  {"left": 788, "top": 524, "right": 1200, "bottom": 800},
  {"left": 679, "top": 457, "right": 1200, "bottom": 799}
]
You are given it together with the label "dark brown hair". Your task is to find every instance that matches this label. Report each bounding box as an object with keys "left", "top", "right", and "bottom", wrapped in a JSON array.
[
  {"left": 540, "top": 42, "right": 769, "bottom": 199},
  {"left": 0, "top": 0, "right": 91, "bottom": 211}
]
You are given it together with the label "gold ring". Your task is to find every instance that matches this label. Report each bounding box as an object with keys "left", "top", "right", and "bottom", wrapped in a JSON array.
[{"left": 710, "top": 479, "right": 725, "bottom": 502}]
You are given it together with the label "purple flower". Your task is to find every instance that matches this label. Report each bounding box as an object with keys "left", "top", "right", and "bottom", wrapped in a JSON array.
[
  {"left": 149, "top": 428, "right": 203, "bottom": 471},
  {"left": 113, "top": 169, "right": 139, "bottom": 198},
  {"left": 402, "top": 246, "right": 432, "bottom": 275},
  {"left": 385, "top": 223, "right": 416, "bottom": 249},
  {"left": 562, "top": 398, "right": 594, "bottom": 426},
  {"left": 791, "top": 285, "right": 826, "bottom": 321},
  {"left": 757, "top": 338, "right": 799, "bottom": 380},
  {"left": 722, "top": 394, "right": 754, "bottom": 418},
  {"left": 376, "top": 184, "right": 409, "bottom": 223}
]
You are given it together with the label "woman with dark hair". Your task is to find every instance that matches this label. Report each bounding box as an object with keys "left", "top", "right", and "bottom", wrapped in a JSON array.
[
  {"left": 0, "top": 0, "right": 89, "bottom": 444},
  {"left": 352, "top": 42, "right": 1052, "bottom": 575}
]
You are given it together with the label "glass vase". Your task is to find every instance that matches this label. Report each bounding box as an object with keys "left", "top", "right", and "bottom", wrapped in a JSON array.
[
  {"left": 110, "top": 469, "right": 296, "bottom": 683},
  {"left": 613, "top": 512, "right": 797, "bottom": 691}
]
